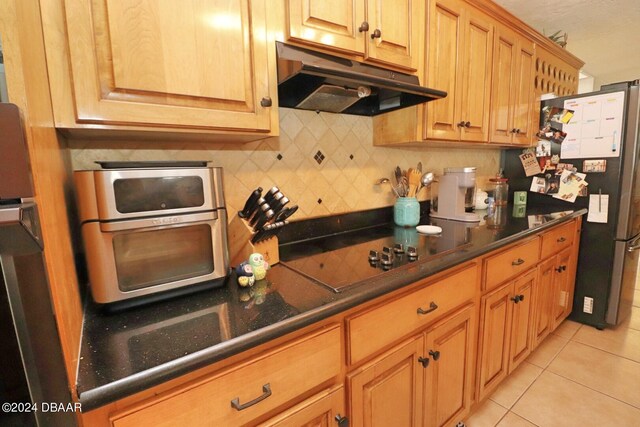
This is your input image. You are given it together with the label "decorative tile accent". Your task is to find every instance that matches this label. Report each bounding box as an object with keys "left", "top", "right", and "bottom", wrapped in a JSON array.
[
  {"left": 68, "top": 108, "right": 501, "bottom": 221},
  {"left": 314, "top": 150, "right": 325, "bottom": 164}
]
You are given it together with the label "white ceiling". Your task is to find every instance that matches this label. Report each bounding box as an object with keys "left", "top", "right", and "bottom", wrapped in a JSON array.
[{"left": 493, "top": 0, "right": 640, "bottom": 88}]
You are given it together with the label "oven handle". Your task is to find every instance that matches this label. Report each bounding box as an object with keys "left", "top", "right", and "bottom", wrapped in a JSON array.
[{"left": 99, "top": 211, "right": 218, "bottom": 232}]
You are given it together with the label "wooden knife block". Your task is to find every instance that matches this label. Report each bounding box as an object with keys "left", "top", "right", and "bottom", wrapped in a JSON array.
[{"left": 228, "top": 215, "right": 279, "bottom": 267}]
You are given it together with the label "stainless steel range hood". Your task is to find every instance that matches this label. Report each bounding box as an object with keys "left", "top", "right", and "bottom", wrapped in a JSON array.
[{"left": 276, "top": 42, "right": 447, "bottom": 116}]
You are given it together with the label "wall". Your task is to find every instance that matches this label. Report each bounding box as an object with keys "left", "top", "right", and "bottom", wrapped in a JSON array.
[{"left": 69, "top": 108, "right": 501, "bottom": 220}]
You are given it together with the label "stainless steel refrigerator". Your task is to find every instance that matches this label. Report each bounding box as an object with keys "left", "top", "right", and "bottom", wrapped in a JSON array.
[
  {"left": 502, "top": 80, "right": 640, "bottom": 329},
  {"left": 0, "top": 103, "right": 76, "bottom": 426}
]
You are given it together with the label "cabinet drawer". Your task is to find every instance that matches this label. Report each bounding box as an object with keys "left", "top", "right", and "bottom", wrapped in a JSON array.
[
  {"left": 540, "top": 220, "right": 575, "bottom": 259},
  {"left": 347, "top": 263, "right": 477, "bottom": 365},
  {"left": 483, "top": 238, "right": 540, "bottom": 291},
  {"left": 111, "top": 326, "right": 341, "bottom": 427}
]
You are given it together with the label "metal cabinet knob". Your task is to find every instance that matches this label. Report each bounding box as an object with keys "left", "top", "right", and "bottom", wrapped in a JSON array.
[
  {"left": 335, "top": 414, "right": 350, "bottom": 427},
  {"left": 418, "top": 356, "right": 430, "bottom": 367},
  {"left": 464, "top": 121, "right": 471, "bottom": 128},
  {"left": 512, "top": 258, "right": 525, "bottom": 266},
  {"left": 429, "top": 350, "right": 441, "bottom": 361},
  {"left": 358, "top": 21, "right": 369, "bottom": 32},
  {"left": 260, "top": 97, "right": 272, "bottom": 107},
  {"left": 371, "top": 29, "right": 381, "bottom": 39}
]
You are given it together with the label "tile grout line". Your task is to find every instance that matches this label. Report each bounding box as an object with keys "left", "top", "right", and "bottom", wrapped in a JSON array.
[
  {"left": 540, "top": 369, "right": 640, "bottom": 412},
  {"left": 568, "top": 326, "right": 640, "bottom": 365},
  {"left": 500, "top": 334, "right": 574, "bottom": 426}
]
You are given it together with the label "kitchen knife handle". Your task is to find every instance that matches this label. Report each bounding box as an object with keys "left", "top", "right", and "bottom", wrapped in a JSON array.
[
  {"left": 247, "top": 197, "right": 267, "bottom": 222},
  {"left": 254, "top": 209, "right": 274, "bottom": 231},
  {"left": 239, "top": 187, "right": 262, "bottom": 218}
]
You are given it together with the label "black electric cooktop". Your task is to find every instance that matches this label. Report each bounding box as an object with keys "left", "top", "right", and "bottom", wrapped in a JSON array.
[{"left": 279, "top": 220, "right": 473, "bottom": 292}]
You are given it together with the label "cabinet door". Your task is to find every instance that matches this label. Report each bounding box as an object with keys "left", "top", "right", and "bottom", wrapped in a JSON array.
[
  {"left": 508, "top": 269, "right": 536, "bottom": 373},
  {"left": 477, "top": 282, "right": 512, "bottom": 401},
  {"left": 459, "top": 9, "right": 493, "bottom": 142},
  {"left": 488, "top": 26, "right": 518, "bottom": 144},
  {"left": 424, "top": 0, "right": 464, "bottom": 141},
  {"left": 260, "top": 386, "right": 346, "bottom": 427},
  {"left": 511, "top": 35, "right": 536, "bottom": 145},
  {"left": 349, "top": 335, "right": 424, "bottom": 427},
  {"left": 551, "top": 247, "right": 574, "bottom": 330},
  {"left": 62, "top": 0, "right": 274, "bottom": 131},
  {"left": 533, "top": 258, "right": 555, "bottom": 348},
  {"left": 424, "top": 305, "right": 475, "bottom": 427},
  {"left": 287, "top": 0, "right": 365, "bottom": 55},
  {"left": 366, "top": 0, "right": 422, "bottom": 71}
]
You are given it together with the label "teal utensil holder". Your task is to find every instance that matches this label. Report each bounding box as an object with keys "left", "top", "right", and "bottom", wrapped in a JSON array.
[{"left": 394, "top": 197, "right": 420, "bottom": 227}]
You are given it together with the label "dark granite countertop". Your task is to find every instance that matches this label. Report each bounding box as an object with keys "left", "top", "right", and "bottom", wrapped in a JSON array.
[{"left": 76, "top": 205, "right": 587, "bottom": 410}]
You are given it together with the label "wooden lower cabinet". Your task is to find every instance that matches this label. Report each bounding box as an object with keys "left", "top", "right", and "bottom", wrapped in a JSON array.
[
  {"left": 424, "top": 305, "right": 475, "bottom": 427},
  {"left": 349, "top": 335, "right": 425, "bottom": 427},
  {"left": 533, "top": 222, "right": 580, "bottom": 349},
  {"left": 477, "top": 269, "right": 536, "bottom": 401},
  {"left": 107, "top": 326, "right": 341, "bottom": 427},
  {"left": 532, "top": 257, "right": 555, "bottom": 348},
  {"left": 550, "top": 246, "right": 575, "bottom": 330},
  {"left": 259, "top": 385, "right": 346, "bottom": 427},
  {"left": 348, "top": 305, "right": 475, "bottom": 427}
]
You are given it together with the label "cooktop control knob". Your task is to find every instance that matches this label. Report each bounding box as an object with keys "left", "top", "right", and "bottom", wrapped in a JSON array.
[
  {"left": 393, "top": 243, "right": 404, "bottom": 254},
  {"left": 368, "top": 250, "right": 379, "bottom": 263},
  {"left": 382, "top": 246, "right": 393, "bottom": 257},
  {"left": 380, "top": 252, "right": 393, "bottom": 267},
  {"left": 407, "top": 246, "right": 418, "bottom": 260}
]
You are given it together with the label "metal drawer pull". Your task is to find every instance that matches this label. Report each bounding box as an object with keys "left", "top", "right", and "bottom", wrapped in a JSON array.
[
  {"left": 512, "top": 258, "right": 525, "bottom": 266},
  {"left": 231, "top": 383, "right": 272, "bottom": 411},
  {"left": 557, "top": 237, "right": 566, "bottom": 243},
  {"left": 417, "top": 301, "right": 438, "bottom": 315}
]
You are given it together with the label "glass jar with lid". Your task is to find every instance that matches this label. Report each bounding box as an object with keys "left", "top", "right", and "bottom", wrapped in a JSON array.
[{"left": 488, "top": 174, "right": 509, "bottom": 206}]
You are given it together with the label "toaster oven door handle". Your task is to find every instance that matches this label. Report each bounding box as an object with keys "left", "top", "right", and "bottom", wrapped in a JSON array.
[{"left": 99, "top": 211, "right": 218, "bottom": 232}]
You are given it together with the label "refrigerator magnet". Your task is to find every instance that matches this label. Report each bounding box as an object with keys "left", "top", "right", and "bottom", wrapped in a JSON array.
[{"left": 583, "top": 159, "right": 607, "bottom": 173}]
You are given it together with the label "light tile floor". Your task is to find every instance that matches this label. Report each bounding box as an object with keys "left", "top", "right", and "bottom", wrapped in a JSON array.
[{"left": 465, "top": 280, "right": 640, "bottom": 427}]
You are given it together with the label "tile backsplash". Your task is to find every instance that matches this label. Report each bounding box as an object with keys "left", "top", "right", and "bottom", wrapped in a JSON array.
[{"left": 69, "top": 108, "right": 501, "bottom": 220}]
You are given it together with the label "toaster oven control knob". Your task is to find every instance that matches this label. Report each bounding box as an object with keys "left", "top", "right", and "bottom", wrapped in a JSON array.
[
  {"left": 368, "top": 250, "right": 379, "bottom": 263},
  {"left": 393, "top": 243, "right": 404, "bottom": 254},
  {"left": 407, "top": 246, "right": 418, "bottom": 260}
]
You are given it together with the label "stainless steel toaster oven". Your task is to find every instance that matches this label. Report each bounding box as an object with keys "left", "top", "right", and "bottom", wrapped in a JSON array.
[{"left": 74, "top": 164, "right": 229, "bottom": 304}]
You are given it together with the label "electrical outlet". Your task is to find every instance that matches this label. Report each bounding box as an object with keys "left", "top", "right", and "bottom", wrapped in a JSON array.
[{"left": 583, "top": 296, "right": 594, "bottom": 314}]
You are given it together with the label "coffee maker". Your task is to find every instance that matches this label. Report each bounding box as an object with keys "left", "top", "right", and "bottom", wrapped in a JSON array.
[{"left": 430, "top": 167, "right": 480, "bottom": 222}]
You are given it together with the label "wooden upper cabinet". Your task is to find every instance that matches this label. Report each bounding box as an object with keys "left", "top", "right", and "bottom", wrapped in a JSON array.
[
  {"left": 56, "top": 0, "right": 275, "bottom": 132},
  {"left": 286, "top": 0, "right": 422, "bottom": 72},
  {"left": 287, "top": 0, "right": 365, "bottom": 55},
  {"left": 489, "top": 26, "right": 536, "bottom": 145},
  {"left": 425, "top": 0, "right": 493, "bottom": 142}
]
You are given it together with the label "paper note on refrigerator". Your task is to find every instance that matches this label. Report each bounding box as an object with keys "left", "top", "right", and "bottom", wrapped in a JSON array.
[
  {"left": 587, "top": 194, "right": 609, "bottom": 223},
  {"left": 561, "top": 91, "right": 625, "bottom": 159}
]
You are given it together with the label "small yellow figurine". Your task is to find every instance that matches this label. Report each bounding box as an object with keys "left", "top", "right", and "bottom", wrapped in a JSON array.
[{"left": 248, "top": 252, "right": 270, "bottom": 281}]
